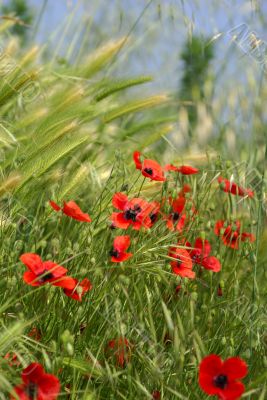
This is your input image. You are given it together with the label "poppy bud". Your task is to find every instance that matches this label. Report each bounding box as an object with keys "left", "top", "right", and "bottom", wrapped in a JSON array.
[
  {"left": 191, "top": 292, "right": 198, "bottom": 301},
  {"left": 14, "top": 240, "right": 24, "bottom": 251},
  {"left": 66, "top": 343, "right": 74, "bottom": 356},
  {"left": 243, "top": 349, "right": 251, "bottom": 358},
  {"left": 175, "top": 285, "right": 182, "bottom": 294},
  {"left": 65, "top": 248, "right": 73, "bottom": 255},
  {"left": 51, "top": 238, "right": 60, "bottom": 249},
  {"left": 217, "top": 285, "right": 223, "bottom": 297},
  {"left": 209, "top": 202, "right": 215, "bottom": 210},
  {"left": 73, "top": 243, "right": 80, "bottom": 252},
  {"left": 51, "top": 341, "right": 57, "bottom": 352},
  {"left": 152, "top": 390, "right": 161, "bottom": 399},
  {"left": 80, "top": 323, "right": 87, "bottom": 333},
  {"left": 199, "top": 231, "right": 205, "bottom": 240},
  {"left": 121, "top": 183, "right": 129, "bottom": 191},
  {"left": 206, "top": 221, "right": 212, "bottom": 229},
  {"left": 171, "top": 190, "right": 177, "bottom": 199},
  {"left": 35, "top": 239, "right": 46, "bottom": 250}
]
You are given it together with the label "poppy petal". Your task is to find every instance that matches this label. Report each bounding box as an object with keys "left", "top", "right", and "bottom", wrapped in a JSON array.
[
  {"left": 63, "top": 201, "right": 91, "bottom": 222},
  {"left": 171, "top": 265, "right": 195, "bottom": 279},
  {"left": 111, "top": 252, "right": 133, "bottom": 263},
  {"left": 133, "top": 151, "right": 142, "bottom": 170},
  {"left": 202, "top": 256, "right": 221, "bottom": 272},
  {"left": 199, "top": 354, "right": 223, "bottom": 377},
  {"left": 42, "top": 261, "right": 67, "bottom": 278},
  {"left": 194, "top": 238, "right": 211, "bottom": 257},
  {"left": 49, "top": 201, "right": 61, "bottom": 212},
  {"left": 52, "top": 276, "right": 77, "bottom": 289},
  {"left": 11, "top": 385, "right": 29, "bottom": 400},
  {"left": 241, "top": 232, "right": 256, "bottom": 243},
  {"left": 80, "top": 278, "right": 93, "bottom": 292},
  {"left": 246, "top": 189, "right": 254, "bottom": 198},
  {"left": 164, "top": 164, "right": 179, "bottom": 171},
  {"left": 222, "top": 357, "right": 248, "bottom": 380},
  {"left": 172, "top": 197, "right": 186, "bottom": 213},
  {"left": 219, "top": 381, "right": 245, "bottom": 400},
  {"left": 214, "top": 220, "right": 225, "bottom": 236},
  {"left": 38, "top": 373, "right": 61, "bottom": 399},
  {"left": 23, "top": 271, "right": 41, "bottom": 286},
  {"left": 166, "top": 219, "right": 174, "bottom": 231},
  {"left": 179, "top": 184, "right": 191, "bottom": 196},
  {"left": 112, "top": 193, "right": 128, "bottom": 210},
  {"left": 178, "top": 165, "right": 199, "bottom": 175},
  {"left": 175, "top": 214, "right": 186, "bottom": 232},
  {"left": 199, "top": 372, "right": 221, "bottom": 396},
  {"left": 21, "top": 363, "right": 44, "bottom": 384},
  {"left": 114, "top": 235, "right": 131, "bottom": 252},
  {"left": 143, "top": 159, "right": 165, "bottom": 181},
  {"left": 20, "top": 253, "right": 44, "bottom": 275},
  {"left": 131, "top": 221, "right": 143, "bottom": 230},
  {"left": 111, "top": 212, "right": 131, "bottom": 229}
]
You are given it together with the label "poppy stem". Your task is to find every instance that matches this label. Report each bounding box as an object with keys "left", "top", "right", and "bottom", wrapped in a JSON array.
[{"left": 137, "top": 177, "right": 146, "bottom": 197}]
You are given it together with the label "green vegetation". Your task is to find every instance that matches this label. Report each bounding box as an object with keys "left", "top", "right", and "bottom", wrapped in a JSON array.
[{"left": 0, "top": 5, "right": 266, "bottom": 399}]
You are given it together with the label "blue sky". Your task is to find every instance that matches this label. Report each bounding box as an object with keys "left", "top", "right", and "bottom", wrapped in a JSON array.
[{"left": 3, "top": 0, "right": 266, "bottom": 96}]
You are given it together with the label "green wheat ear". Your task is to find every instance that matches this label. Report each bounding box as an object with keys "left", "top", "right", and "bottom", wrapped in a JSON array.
[{"left": 0, "top": 32, "right": 170, "bottom": 200}]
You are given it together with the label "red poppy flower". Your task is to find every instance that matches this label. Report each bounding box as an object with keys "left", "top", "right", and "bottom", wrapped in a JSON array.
[
  {"left": 165, "top": 164, "right": 199, "bottom": 175},
  {"left": 165, "top": 196, "right": 187, "bottom": 232},
  {"left": 152, "top": 390, "right": 161, "bottom": 399},
  {"left": 133, "top": 151, "right": 165, "bottom": 181},
  {"left": 148, "top": 201, "right": 161, "bottom": 226},
  {"left": 63, "top": 278, "right": 92, "bottom": 301},
  {"left": 175, "top": 284, "right": 182, "bottom": 294},
  {"left": 187, "top": 237, "right": 221, "bottom": 272},
  {"left": 218, "top": 177, "right": 254, "bottom": 198},
  {"left": 28, "top": 327, "right": 42, "bottom": 342},
  {"left": 199, "top": 354, "right": 248, "bottom": 400},
  {"left": 111, "top": 192, "right": 153, "bottom": 230},
  {"left": 168, "top": 247, "right": 195, "bottom": 279},
  {"left": 50, "top": 200, "right": 91, "bottom": 223},
  {"left": 20, "top": 253, "right": 74, "bottom": 289},
  {"left": 214, "top": 220, "right": 255, "bottom": 249},
  {"left": 110, "top": 235, "right": 133, "bottom": 262},
  {"left": 105, "top": 337, "right": 132, "bottom": 368},
  {"left": 179, "top": 184, "right": 191, "bottom": 195},
  {"left": 11, "top": 363, "right": 60, "bottom": 400}
]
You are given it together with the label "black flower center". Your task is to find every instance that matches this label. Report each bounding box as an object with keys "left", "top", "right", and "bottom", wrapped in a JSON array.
[
  {"left": 144, "top": 167, "right": 153, "bottom": 176},
  {"left": 110, "top": 249, "right": 119, "bottom": 258},
  {"left": 176, "top": 258, "right": 182, "bottom": 268},
  {"left": 192, "top": 254, "right": 199, "bottom": 262},
  {"left": 214, "top": 374, "right": 228, "bottom": 389},
  {"left": 38, "top": 271, "right": 54, "bottom": 283},
  {"left": 172, "top": 212, "right": 180, "bottom": 222},
  {"left": 124, "top": 205, "right": 142, "bottom": 222},
  {"left": 26, "top": 382, "right": 37, "bottom": 399},
  {"left": 150, "top": 213, "right": 157, "bottom": 223}
]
